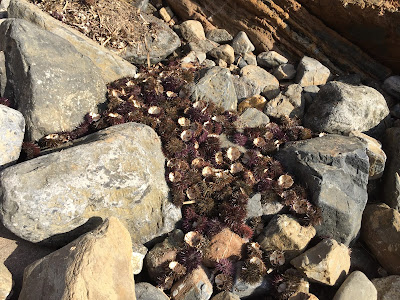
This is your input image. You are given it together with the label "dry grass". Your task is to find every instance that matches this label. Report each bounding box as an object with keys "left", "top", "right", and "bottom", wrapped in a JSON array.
[{"left": 31, "top": 0, "right": 160, "bottom": 53}]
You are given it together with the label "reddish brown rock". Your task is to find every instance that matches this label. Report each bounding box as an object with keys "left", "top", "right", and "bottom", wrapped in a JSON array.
[{"left": 171, "top": 267, "right": 213, "bottom": 300}]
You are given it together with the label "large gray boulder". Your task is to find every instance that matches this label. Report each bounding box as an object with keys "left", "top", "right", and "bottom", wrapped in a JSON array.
[
  {"left": 0, "top": 105, "right": 25, "bottom": 168},
  {"left": 304, "top": 81, "right": 389, "bottom": 135},
  {"left": 189, "top": 66, "right": 237, "bottom": 111},
  {"left": 0, "top": 18, "right": 106, "bottom": 141},
  {"left": 7, "top": 0, "right": 137, "bottom": 83},
  {"left": 277, "top": 134, "right": 369, "bottom": 245},
  {"left": 0, "top": 123, "right": 181, "bottom": 246},
  {"left": 264, "top": 84, "right": 305, "bottom": 119}
]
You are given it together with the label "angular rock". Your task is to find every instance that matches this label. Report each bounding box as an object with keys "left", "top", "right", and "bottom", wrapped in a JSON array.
[
  {"left": 189, "top": 66, "right": 237, "bottom": 111},
  {"left": 145, "top": 229, "right": 184, "bottom": 282},
  {"left": 237, "top": 95, "right": 267, "bottom": 114},
  {"left": 243, "top": 52, "right": 257, "bottom": 66},
  {"left": 0, "top": 105, "right": 25, "bottom": 168},
  {"left": 277, "top": 134, "right": 369, "bottom": 245},
  {"left": 235, "top": 107, "right": 270, "bottom": 129},
  {"left": 203, "top": 228, "right": 246, "bottom": 268},
  {"left": 304, "top": 81, "right": 389, "bottom": 135},
  {"left": 180, "top": 20, "right": 206, "bottom": 42},
  {"left": 135, "top": 282, "right": 169, "bottom": 300},
  {"left": 181, "top": 51, "right": 206, "bottom": 68},
  {"left": 260, "top": 197, "right": 285, "bottom": 220},
  {"left": 372, "top": 275, "right": 400, "bottom": 300},
  {"left": 296, "top": 56, "right": 330, "bottom": 87},
  {"left": 233, "top": 76, "right": 260, "bottom": 101},
  {"left": 206, "top": 29, "right": 233, "bottom": 43},
  {"left": 123, "top": 13, "right": 181, "bottom": 65},
  {"left": 240, "top": 65, "right": 280, "bottom": 100},
  {"left": 0, "top": 123, "right": 181, "bottom": 246},
  {"left": 332, "top": 271, "right": 377, "bottom": 300},
  {"left": 209, "top": 44, "right": 235, "bottom": 65},
  {"left": 0, "top": 263, "right": 12, "bottom": 300},
  {"left": 246, "top": 194, "right": 263, "bottom": 219},
  {"left": 189, "top": 39, "right": 219, "bottom": 54},
  {"left": 132, "top": 243, "right": 148, "bottom": 275},
  {"left": 302, "top": 85, "right": 320, "bottom": 109},
  {"left": 257, "top": 51, "right": 288, "bottom": 69},
  {"left": 383, "top": 128, "right": 400, "bottom": 210},
  {"left": 171, "top": 267, "right": 213, "bottom": 300},
  {"left": 19, "top": 217, "right": 136, "bottom": 300},
  {"left": 232, "top": 262, "right": 270, "bottom": 298},
  {"left": 159, "top": 6, "right": 174, "bottom": 23},
  {"left": 211, "top": 291, "right": 240, "bottom": 300},
  {"left": 291, "top": 239, "right": 351, "bottom": 286},
  {"left": 349, "top": 131, "right": 386, "bottom": 180},
  {"left": 274, "top": 63, "right": 297, "bottom": 80},
  {"left": 361, "top": 203, "right": 400, "bottom": 275},
  {"left": 265, "top": 84, "right": 305, "bottom": 119},
  {"left": 232, "top": 31, "right": 255, "bottom": 54},
  {"left": 258, "top": 214, "right": 316, "bottom": 261},
  {"left": 383, "top": 76, "right": 400, "bottom": 100},
  {"left": 0, "top": 18, "right": 106, "bottom": 141},
  {"left": 8, "top": 0, "right": 137, "bottom": 83}
]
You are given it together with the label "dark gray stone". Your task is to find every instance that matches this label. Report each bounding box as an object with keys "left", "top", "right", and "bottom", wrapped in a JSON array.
[
  {"left": 273, "top": 63, "right": 296, "bottom": 80},
  {"left": 123, "top": 13, "right": 180, "bottom": 64},
  {"left": 232, "top": 262, "right": 270, "bottom": 299},
  {"left": 206, "top": 29, "right": 233, "bottom": 43},
  {"left": 189, "top": 66, "right": 237, "bottom": 111},
  {"left": 304, "top": 81, "right": 389, "bottom": 135},
  {"left": 383, "top": 75, "right": 400, "bottom": 100},
  {"left": 277, "top": 134, "right": 369, "bottom": 245},
  {"left": 302, "top": 85, "right": 320, "bottom": 110},
  {"left": 0, "top": 18, "right": 106, "bottom": 141},
  {"left": 136, "top": 282, "right": 169, "bottom": 300},
  {"left": 383, "top": 128, "right": 400, "bottom": 211}
]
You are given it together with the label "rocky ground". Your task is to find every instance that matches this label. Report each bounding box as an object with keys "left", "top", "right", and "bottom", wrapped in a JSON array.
[{"left": 0, "top": 0, "right": 400, "bottom": 299}]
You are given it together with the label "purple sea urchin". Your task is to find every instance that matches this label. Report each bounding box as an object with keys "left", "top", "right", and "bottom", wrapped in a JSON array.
[{"left": 176, "top": 246, "right": 202, "bottom": 273}]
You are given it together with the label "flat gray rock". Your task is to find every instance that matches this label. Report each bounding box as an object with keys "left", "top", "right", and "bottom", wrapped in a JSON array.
[
  {"left": 383, "top": 75, "right": 400, "bottom": 99},
  {"left": 235, "top": 107, "right": 270, "bottom": 129},
  {"left": 277, "top": 134, "right": 369, "bottom": 245},
  {"left": 189, "top": 66, "right": 237, "bottom": 111},
  {"left": 0, "top": 105, "right": 24, "bottom": 168},
  {"left": 0, "top": 123, "right": 181, "bottom": 246},
  {"left": 333, "top": 271, "right": 377, "bottom": 300},
  {"left": 206, "top": 29, "right": 233, "bottom": 43},
  {"left": 257, "top": 51, "right": 288, "bottom": 69},
  {"left": 304, "top": 81, "right": 389, "bottom": 135},
  {"left": 136, "top": 282, "right": 169, "bottom": 300},
  {"left": 0, "top": 18, "right": 106, "bottom": 141}
]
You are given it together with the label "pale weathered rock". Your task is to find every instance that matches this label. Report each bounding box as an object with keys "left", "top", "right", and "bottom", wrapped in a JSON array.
[
  {"left": 243, "top": 52, "right": 257, "bottom": 66},
  {"left": 189, "top": 66, "right": 237, "bottom": 111},
  {"left": 145, "top": 230, "right": 184, "bottom": 282},
  {"left": 0, "top": 18, "right": 106, "bottom": 141},
  {"left": 291, "top": 239, "right": 351, "bottom": 286},
  {"left": 0, "top": 123, "right": 181, "bottom": 246},
  {"left": 159, "top": 7, "right": 174, "bottom": 23},
  {"left": 211, "top": 291, "right": 240, "bottom": 300},
  {"left": 132, "top": 243, "right": 148, "bottom": 275},
  {"left": 383, "top": 127, "right": 400, "bottom": 210},
  {"left": 8, "top": 0, "right": 137, "bottom": 83},
  {"left": 235, "top": 107, "right": 270, "bottom": 129},
  {"left": 372, "top": 275, "right": 400, "bottom": 300},
  {"left": 180, "top": 20, "right": 206, "bottom": 42},
  {"left": 383, "top": 76, "right": 400, "bottom": 100},
  {"left": 0, "top": 52, "right": 5, "bottom": 97},
  {"left": 206, "top": 29, "right": 233, "bottom": 43},
  {"left": 304, "top": 81, "right": 389, "bottom": 135},
  {"left": 265, "top": 84, "right": 305, "bottom": 119},
  {"left": 203, "top": 228, "right": 246, "bottom": 268},
  {"left": 361, "top": 203, "right": 400, "bottom": 275},
  {"left": 257, "top": 51, "right": 288, "bottom": 68},
  {"left": 171, "top": 267, "right": 213, "bottom": 300},
  {"left": 277, "top": 134, "right": 369, "bottom": 245},
  {"left": 232, "top": 31, "right": 255, "bottom": 55},
  {"left": 0, "top": 105, "right": 24, "bottom": 168},
  {"left": 349, "top": 131, "right": 386, "bottom": 180},
  {"left": 19, "top": 217, "right": 136, "bottom": 300},
  {"left": 333, "top": 271, "right": 377, "bottom": 300},
  {"left": 258, "top": 215, "right": 316, "bottom": 261},
  {"left": 240, "top": 65, "right": 280, "bottom": 100},
  {"left": 296, "top": 56, "right": 330, "bottom": 87},
  {"left": 0, "top": 263, "right": 12, "bottom": 300},
  {"left": 209, "top": 44, "right": 235, "bottom": 65},
  {"left": 135, "top": 282, "right": 169, "bottom": 300},
  {"left": 274, "top": 63, "right": 297, "bottom": 80}
]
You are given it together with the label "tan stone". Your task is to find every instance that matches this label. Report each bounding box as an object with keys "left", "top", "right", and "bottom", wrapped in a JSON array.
[
  {"left": 159, "top": 7, "right": 174, "bottom": 23},
  {"left": 372, "top": 275, "right": 400, "bottom": 300},
  {"left": 8, "top": 0, "right": 137, "bottom": 83},
  {"left": 289, "top": 292, "right": 319, "bottom": 300},
  {"left": 0, "top": 263, "right": 12, "bottom": 300},
  {"left": 349, "top": 131, "right": 386, "bottom": 179},
  {"left": 361, "top": 203, "right": 400, "bottom": 275},
  {"left": 19, "top": 217, "right": 136, "bottom": 300},
  {"left": 211, "top": 291, "right": 240, "bottom": 300},
  {"left": 180, "top": 20, "right": 206, "bottom": 42},
  {"left": 290, "top": 239, "right": 351, "bottom": 286},
  {"left": 237, "top": 95, "right": 267, "bottom": 114},
  {"left": 203, "top": 228, "right": 246, "bottom": 268},
  {"left": 258, "top": 214, "right": 316, "bottom": 261},
  {"left": 171, "top": 267, "right": 213, "bottom": 300}
]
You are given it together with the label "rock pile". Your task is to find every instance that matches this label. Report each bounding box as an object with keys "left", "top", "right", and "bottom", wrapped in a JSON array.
[{"left": 0, "top": 0, "right": 399, "bottom": 299}]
